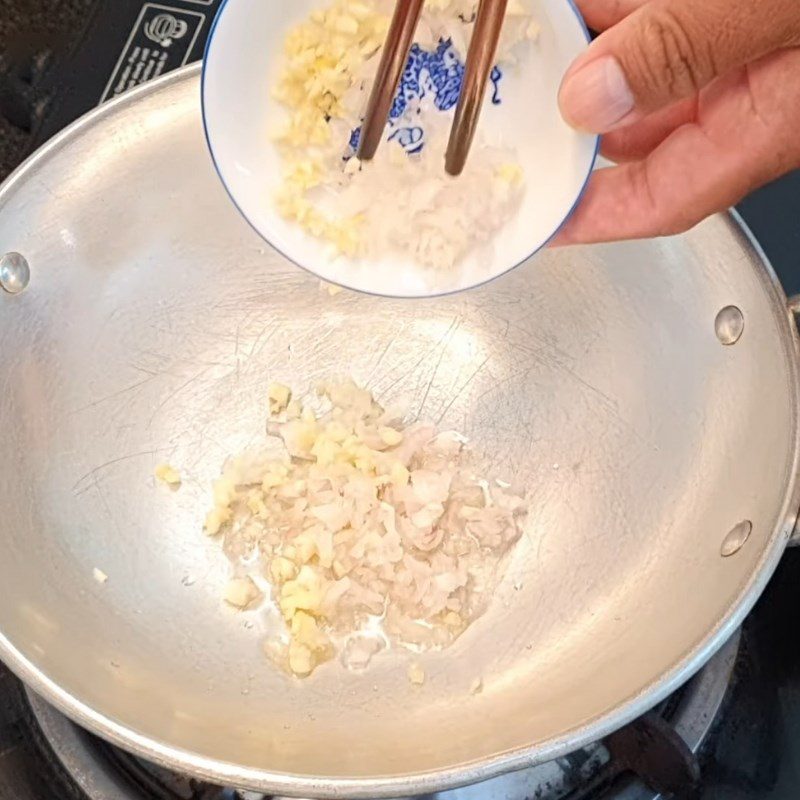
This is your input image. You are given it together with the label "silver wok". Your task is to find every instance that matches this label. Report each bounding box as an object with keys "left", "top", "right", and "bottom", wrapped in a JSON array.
[{"left": 0, "top": 64, "right": 799, "bottom": 798}]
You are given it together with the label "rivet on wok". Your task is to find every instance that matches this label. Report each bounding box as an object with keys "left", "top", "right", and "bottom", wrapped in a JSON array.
[
  {"left": 720, "top": 520, "right": 752, "bottom": 557},
  {"left": 0, "top": 252, "right": 30, "bottom": 294},
  {"left": 714, "top": 305, "right": 744, "bottom": 345}
]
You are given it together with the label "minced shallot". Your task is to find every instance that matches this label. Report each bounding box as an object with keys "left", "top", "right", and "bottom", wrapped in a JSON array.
[{"left": 204, "top": 380, "right": 527, "bottom": 677}]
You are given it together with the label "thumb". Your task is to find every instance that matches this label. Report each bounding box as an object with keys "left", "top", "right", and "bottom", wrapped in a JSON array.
[{"left": 558, "top": 0, "right": 800, "bottom": 133}]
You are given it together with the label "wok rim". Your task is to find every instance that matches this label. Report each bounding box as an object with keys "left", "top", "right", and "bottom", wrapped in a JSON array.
[{"left": 0, "top": 64, "right": 798, "bottom": 798}]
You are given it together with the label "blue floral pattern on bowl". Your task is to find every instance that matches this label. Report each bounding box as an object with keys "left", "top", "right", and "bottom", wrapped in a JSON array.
[
  {"left": 388, "top": 126, "right": 425, "bottom": 154},
  {"left": 347, "top": 38, "right": 504, "bottom": 158}
]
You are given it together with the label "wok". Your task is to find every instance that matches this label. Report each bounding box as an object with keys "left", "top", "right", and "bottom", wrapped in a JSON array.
[{"left": 0, "top": 65, "right": 799, "bottom": 797}]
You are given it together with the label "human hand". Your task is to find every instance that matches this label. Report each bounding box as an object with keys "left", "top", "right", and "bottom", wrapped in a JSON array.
[{"left": 554, "top": 0, "right": 800, "bottom": 244}]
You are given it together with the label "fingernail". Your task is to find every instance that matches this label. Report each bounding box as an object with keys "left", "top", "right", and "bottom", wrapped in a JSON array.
[{"left": 559, "top": 56, "right": 635, "bottom": 133}]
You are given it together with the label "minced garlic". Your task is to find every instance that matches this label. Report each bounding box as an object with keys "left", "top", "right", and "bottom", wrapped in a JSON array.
[
  {"left": 224, "top": 577, "right": 263, "bottom": 610},
  {"left": 268, "top": 383, "right": 292, "bottom": 415},
  {"left": 272, "top": 0, "right": 388, "bottom": 253},
  {"left": 154, "top": 463, "right": 181, "bottom": 486},
  {"left": 408, "top": 662, "right": 426, "bottom": 686}
]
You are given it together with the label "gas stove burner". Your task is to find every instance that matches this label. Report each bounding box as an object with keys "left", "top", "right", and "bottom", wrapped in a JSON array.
[{"left": 24, "top": 632, "right": 739, "bottom": 800}]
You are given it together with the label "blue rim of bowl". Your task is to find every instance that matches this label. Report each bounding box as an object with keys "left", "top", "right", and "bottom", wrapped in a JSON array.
[{"left": 200, "top": 0, "right": 600, "bottom": 300}]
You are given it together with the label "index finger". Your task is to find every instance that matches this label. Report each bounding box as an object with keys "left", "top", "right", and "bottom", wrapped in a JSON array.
[
  {"left": 552, "top": 120, "right": 761, "bottom": 244},
  {"left": 572, "top": 0, "right": 649, "bottom": 33}
]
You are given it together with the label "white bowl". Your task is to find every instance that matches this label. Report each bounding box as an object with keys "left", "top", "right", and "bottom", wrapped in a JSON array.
[{"left": 202, "top": 0, "right": 598, "bottom": 297}]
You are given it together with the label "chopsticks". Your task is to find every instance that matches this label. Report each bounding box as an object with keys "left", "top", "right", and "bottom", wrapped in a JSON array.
[{"left": 356, "top": 0, "right": 509, "bottom": 176}]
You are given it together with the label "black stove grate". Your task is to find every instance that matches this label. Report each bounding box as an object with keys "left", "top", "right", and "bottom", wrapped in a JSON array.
[
  {"left": 0, "top": 0, "right": 222, "bottom": 180},
  {"left": 0, "top": 667, "right": 85, "bottom": 800},
  {"left": 0, "top": 0, "right": 95, "bottom": 177},
  {"left": 6, "top": 656, "right": 719, "bottom": 800}
]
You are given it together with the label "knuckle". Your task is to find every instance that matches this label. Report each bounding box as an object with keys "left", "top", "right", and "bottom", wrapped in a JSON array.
[
  {"left": 628, "top": 162, "right": 695, "bottom": 237},
  {"left": 664, "top": 194, "right": 710, "bottom": 236},
  {"left": 625, "top": 8, "right": 712, "bottom": 104},
  {"left": 660, "top": 208, "right": 698, "bottom": 237}
]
